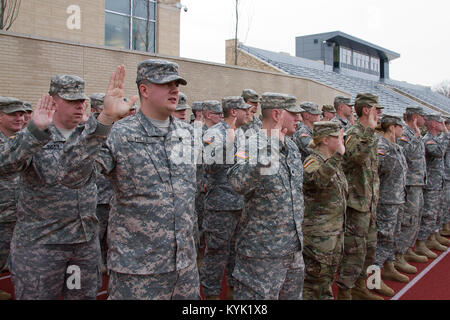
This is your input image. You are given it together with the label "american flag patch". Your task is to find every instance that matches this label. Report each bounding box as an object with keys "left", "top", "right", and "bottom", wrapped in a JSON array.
[
  {"left": 301, "top": 133, "right": 310, "bottom": 137},
  {"left": 426, "top": 141, "right": 436, "bottom": 145},
  {"left": 378, "top": 149, "right": 386, "bottom": 156},
  {"left": 345, "top": 136, "right": 352, "bottom": 145},
  {"left": 235, "top": 151, "right": 249, "bottom": 160},
  {"left": 400, "top": 136, "right": 408, "bottom": 142},
  {"left": 303, "top": 159, "right": 315, "bottom": 168},
  {"left": 204, "top": 137, "right": 214, "bottom": 145}
]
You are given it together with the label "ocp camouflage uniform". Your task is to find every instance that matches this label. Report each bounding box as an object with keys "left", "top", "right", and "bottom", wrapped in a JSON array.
[
  {"left": 397, "top": 117, "right": 426, "bottom": 253},
  {"left": 418, "top": 131, "right": 449, "bottom": 239},
  {"left": 374, "top": 135, "right": 407, "bottom": 267},
  {"left": 336, "top": 120, "right": 379, "bottom": 290},
  {"left": 302, "top": 142, "right": 347, "bottom": 300},
  {"left": 227, "top": 93, "right": 305, "bottom": 300},
  {"left": 0, "top": 131, "right": 19, "bottom": 272},
  {"left": 200, "top": 98, "right": 249, "bottom": 297}
]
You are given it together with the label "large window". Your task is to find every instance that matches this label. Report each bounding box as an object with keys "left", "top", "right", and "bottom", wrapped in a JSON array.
[{"left": 105, "top": 0, "right": 156, "bottom": 52}]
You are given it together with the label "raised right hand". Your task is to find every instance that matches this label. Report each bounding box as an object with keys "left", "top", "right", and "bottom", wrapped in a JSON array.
[
  {"left": 367, "top": 106, "right": 378, "bottom": 129},
  {"left": 32, "top": 94, "right": 55, "bottom": 131},
  {"left": 98, "top": 65, "right": 138, "bottom": 125}
]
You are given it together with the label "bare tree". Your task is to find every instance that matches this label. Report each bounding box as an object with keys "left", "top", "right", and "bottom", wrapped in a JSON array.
[
  {"left": 433, "top": 79, "right": 450, "bottom": 99},
  {"left": 0, "top": 0, "right": 21, "bottom": 31},
  {"left": 234, "top": 0, "right": 239, "bottom": 65}
]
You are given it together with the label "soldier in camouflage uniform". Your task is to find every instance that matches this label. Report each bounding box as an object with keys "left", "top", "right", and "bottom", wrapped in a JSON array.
[
  {"left": 293, "top": 102, "right": 321, "bottom": 160},
  {"left": 227, "top": 93, "right": 305, "bottom": 300},
  {"left": 173, "top": 92, "right": 191, "bottom": 122},
  {"left": 0, "top": 97, "right": 28, "bottom": 300},
  {"left": 200, "top": 96, "right": 251, "bottom": 299},
  {"left": 302, "top": 121, "right": 347, "bottom": 300},
  {"left": 442, "top": 117, "right": 450, "bottom": 236},
  {"left": 58, "top": 60, "right": 200, "bottom": 300},
  {"left": 322, "top": 105, "right": 336, "bottom": 122},
  {"left": 90, "top": 93, "right": 113, "bottom": 274},
  {"left": 22, "top": 101, "right": 33, "bottom": 127},
  {"left": 336, "top": 93, "right": 383, "bottom": 300},
  {"left": 240, "top": 89, "right": 262, "bottom": 136},
  {"left": 373, "top": 115, "right": 410, "bottom": 297},
  {"left": 1, "top": 79, "right": 103, "bottom": 300},
  {"left": 417, "top": 114, "right": 450, "bottom": 253},
  {"left": 332, "top": 96, "right": 353, "bottom": 130},
  {"left": 396, "top": 107, "right": 430, "bottom": 261}
]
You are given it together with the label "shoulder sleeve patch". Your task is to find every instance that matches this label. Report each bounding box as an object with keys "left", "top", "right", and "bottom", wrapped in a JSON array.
[
  {"left": 303, "top": 158, "right": 315, "bottom": 168},
  {"left": 378, "top": 149, "right": 386, "bottom": 156},
  {"left": 235, "top": 150, "right": 249, "bottom": 160},
  {"left": 400, "top": 136, "right": 408, "bottom": 142},
  {"left": 301, "top": 133, "right": 310, "bottom": 138},
  {"left": 426, "top": 140, "right": 437, "bottom": 145}
]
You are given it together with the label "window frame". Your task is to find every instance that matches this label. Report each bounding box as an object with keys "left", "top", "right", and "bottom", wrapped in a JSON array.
[{"left": 105, "top": 0, "right": 157, "bottom": 52}]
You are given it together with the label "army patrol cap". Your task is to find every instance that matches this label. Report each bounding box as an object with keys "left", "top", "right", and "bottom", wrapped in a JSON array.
[
  {"left": 425, "top": 113, "right": 443, "bottom": 123},
  {"left": 322, "top": 105, "right": 336, "bottom": 113},
  {"left": 334, "top": 96, "right": 351, "bottom": 105},
  {"left": 0, "top": 97, "right": 27, "bottom": 114},
  {"left": 241, "top": 89, "right": 259, "bottom": 103},
  {"left": 312, "top": 121, "right": 341, "bottom": 138},
  {"left": 380, "top": 114, "right": 404, "bottom": 127},
  {"left": 260, "top": 93, "right": 303, "bottom": 113},
  {"left": 202, "top": 100, "right": 223, "bottom": 113},
  {"left": 405, "top": 106, "right": 426, "bottom": 116},
  {"left": 176, "top": 92, "right": 190, "bottom": 111},
  {"left": 354, "top": 93, "right": 378, "bottom": 108},
  {"left": 222, "top": 96, "right": 251, "bottom": 111},
  {"left": 300, "top": 101, "right": 321, "bottom": 115},
  {"left": 445, "top": 116, "right": 450, "bottom": 124},
  {"left": 90, "top": 93, "right": 105, "bottom": 110},
  {"left": 23, "top": 101, "right": 33, "bottom": 112},
  {"left": 191, "top": 101, "right": 203, "bottom": 111},
  {"left": 136, "top": 59, "right": 187, "bottom": 86},
  {"left": 49, "top": 75, "right": 89, "bottom": 101}
]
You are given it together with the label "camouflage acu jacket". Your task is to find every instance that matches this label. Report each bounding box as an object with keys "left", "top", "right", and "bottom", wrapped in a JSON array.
[
  {"left": 332, "top": 115, "right": 352, "bottom": 131},
  {"left": 203, "top": 121, "right": 244, "bottom": 211},
  {"left": 343, "top": 121, "right": 380, "bottom": 213},
  {"left": 292, "top": 124, "right": 313, "bottom": 161},
  {"left": 0, "top": 131, "right": 19, "bottom": 223},
  {"left": 302, "top": 149, "right": 347, "bottom": 236},
  {"left": 0, "top": 121, "right": 98, "bottom": 245},
  {"left": 377, "top": 136, "right": 407, "bottom": 204},
  {"left": 423, "top": 132, "right": 449, "bottom": 190},
  {"left": 58, "top": 111, "right": 199, "bottom": 275},
  {"left": 227, "top": 130, "right": 303, "bottom": 258},
  {"left": 397, "top": 125, "right": 426, "bottom": 186}
]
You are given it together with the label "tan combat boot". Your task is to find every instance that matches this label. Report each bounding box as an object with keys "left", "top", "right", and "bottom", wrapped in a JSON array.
[
  {"left": 351, "top": 278, "right": 384, "bottom": 300},
  {"left": 440, "top": 223, "right": 450, "bottom": 237},
  {"left": 336, "top": 287, "right": 352, "bottom": 300},
  {"left": 381, "top": 261, "right": 409, "bottom": 283},
  {"left": 415, "top": 240, "right": 438, "bottom": 259},
  {"left": 373, "top": 279, "right": 395, "bottom": 297},
  {"left": 225, "top": 287, "right": 234, "bottom": 300},
  {"left": 0, "top": 290, "right": 11, "bottom": 300},
  {"left": 404, "top": 247, "right": 428, "bottom": 263},
  {"left": 394, "top": 253, "right": 417, "bottom": 274},
  {"left": 426, "top": 234, "right": 447, "bottom": 252},
  {"left": 435, "top": 232, "right": 450, "bottom": 246}
]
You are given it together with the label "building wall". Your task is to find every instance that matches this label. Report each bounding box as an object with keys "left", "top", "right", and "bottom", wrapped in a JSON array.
[
  {"left": 8, "top": 0, "right": 180, "bottom": 56},
  {"left": 0, "top": 32, "right": 349, "bottom": 111}
]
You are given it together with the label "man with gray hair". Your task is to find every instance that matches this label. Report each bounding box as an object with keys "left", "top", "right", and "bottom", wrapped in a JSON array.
[{"left": 200, "top": 96, "right": 251, "bottom": 300}]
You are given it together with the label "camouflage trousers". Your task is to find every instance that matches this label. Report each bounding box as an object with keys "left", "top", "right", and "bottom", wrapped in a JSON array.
[
  {"left": 374, "top": 204, "right": 403, "bottom": 267},
  {"left": 418, "top": 189, "right": 442, "bottom": 240},
  {"left": 398, "top": 186, "right": 423, "bottom": 253},
  {"left": 108, "top": 262, "right": 200, "bottom": 300},
  {"left": 336, "top": 207, "right": 377, "bottom": 290},
  {"left": 10, "top": 237, "right": 102, "bottom": 300},
  {"left": 445, "top": 180, "right": 450, "bottom": 224},
  {"left": 303, "top": 233, "right": 344, "bottom": 300},
  {"left": 0, "top": 220, "right": 15, "bottom": 271},
  {"left": 96, "top": 204, "right": 110, "bottom": 264},
  {"left": 199, "top": 210, "right": 241, "bottom": 297},
  {"left": 233, "top": 251, "right": 305, "bottom": 300},
  {"left": 194, "top": 191, "right": 206, "bottom": 253}
]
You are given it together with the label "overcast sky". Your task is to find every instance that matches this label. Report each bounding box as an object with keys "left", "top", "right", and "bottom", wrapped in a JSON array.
[{"left": 179, "top": 0, "right": 450, "bottom": 88}]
